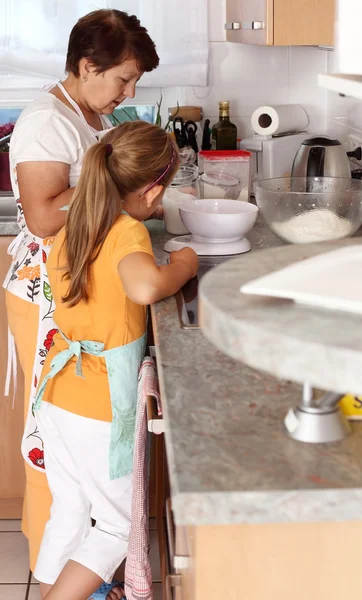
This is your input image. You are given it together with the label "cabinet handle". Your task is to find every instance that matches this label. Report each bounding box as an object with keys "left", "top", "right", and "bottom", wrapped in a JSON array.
[
  {"left": 165, "top": 499, "right": 190, "bottom": 571},
  {"left": 225, "top": 22, "right": 241, "bottom": 30},
  {"left": 225, "top": 21, "right": 264, "bottom": 31},
  {"left": 166, "top": 575, "right": 182, "bottom": 600},
  {"left": 243, "top": 21, "right": 265, "bottom": 30}
]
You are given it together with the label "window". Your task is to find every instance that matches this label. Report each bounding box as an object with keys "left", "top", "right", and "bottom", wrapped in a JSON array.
[{"left": 0, "top": 0, "right": 208, "bottom": 88}]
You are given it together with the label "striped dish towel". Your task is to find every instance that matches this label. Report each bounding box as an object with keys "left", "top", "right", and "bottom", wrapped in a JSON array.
[{"left": 125, "top": 357, "right": 159, "bottom": 600}]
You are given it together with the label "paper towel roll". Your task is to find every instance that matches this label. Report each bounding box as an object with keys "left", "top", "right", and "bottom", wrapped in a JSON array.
[{"left": 251, "top": 105, "right": 309, "bottom": 136}]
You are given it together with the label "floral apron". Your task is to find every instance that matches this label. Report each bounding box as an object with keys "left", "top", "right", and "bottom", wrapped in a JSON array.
[
  {"left": 5, "top": 228, "right": 58, "bottom": 471},
  {"left": 5, "top": 82, "right": 113, "bottom": 473},
  {"left": 35, "top": 332, "right": 146, "bottom": 479}
]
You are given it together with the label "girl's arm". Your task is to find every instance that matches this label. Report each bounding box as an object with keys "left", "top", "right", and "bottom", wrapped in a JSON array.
[
  {"left": 118, "top": 248, "right": 199, "bottom": 305},
  {"left": 17, "top": 162, "right": 74, "bottom": 238}
]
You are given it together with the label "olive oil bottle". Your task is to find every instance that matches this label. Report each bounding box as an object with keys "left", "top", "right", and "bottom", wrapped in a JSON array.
[{"left": 211, "top": 101, "right": 237, "bottom": 150}]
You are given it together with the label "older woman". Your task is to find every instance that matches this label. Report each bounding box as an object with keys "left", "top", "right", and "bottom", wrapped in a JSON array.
[{"left": 4, "top": 8, "right": 159, "bottom": 581}]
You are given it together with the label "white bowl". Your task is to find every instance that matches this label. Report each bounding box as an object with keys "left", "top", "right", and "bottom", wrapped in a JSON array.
[{"left": 179, "top": 199, "right": 258, "bottom": 242}]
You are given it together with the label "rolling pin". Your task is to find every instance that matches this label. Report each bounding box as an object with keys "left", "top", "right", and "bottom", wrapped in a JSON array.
[{"left": 168, "top": 106, "right": 203, "bottom": 122}]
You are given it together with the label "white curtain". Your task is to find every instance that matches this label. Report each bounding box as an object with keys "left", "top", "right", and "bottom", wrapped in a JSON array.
[{"left": 0, "top": 0, "right": 209, "bottom": 87}]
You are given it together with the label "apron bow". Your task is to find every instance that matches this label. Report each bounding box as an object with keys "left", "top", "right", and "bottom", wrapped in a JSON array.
[{"left": 34, "top": 334, "right": 105, "bottom": 410}]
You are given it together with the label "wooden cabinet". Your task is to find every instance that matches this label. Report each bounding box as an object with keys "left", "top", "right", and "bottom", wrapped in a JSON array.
[
  {"left": 162, "top": 509, "right": 362, "bottom": 600},
  {"left": 0, "top": 236, "right": 25, "bottom": 519},
  {"left": 226, "top": 0, "right": 335, "bottom": 46},
  {"left": 164, "top": 500, "right": 195, "bottom": 600}
]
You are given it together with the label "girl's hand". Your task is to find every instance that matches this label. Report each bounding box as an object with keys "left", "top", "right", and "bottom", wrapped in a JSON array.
[{"left": 170, "top": 248, "right": 199, "bottom": 279}]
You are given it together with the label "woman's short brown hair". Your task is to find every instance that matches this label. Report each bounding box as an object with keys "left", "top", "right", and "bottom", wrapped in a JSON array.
[{"left": 65, "top": 9, "right": 159, "bottom": 76}]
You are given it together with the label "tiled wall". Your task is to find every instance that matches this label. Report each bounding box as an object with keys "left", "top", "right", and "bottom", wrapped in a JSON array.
[{"left": 133, "top": 0, "right": 332, "bottom": 139}]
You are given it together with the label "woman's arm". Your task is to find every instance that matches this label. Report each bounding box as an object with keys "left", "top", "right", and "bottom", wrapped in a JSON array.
[
  {"left": 17, "top": 161, "right": 74, "bottom": 238},
  {"left": 118, "top": 248, "right": 199, "bottom": 305}
]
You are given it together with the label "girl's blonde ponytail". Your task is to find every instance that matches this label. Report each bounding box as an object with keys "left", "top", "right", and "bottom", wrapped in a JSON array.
[{"left": 62, "top": 121, "right": 179, "bottom": 306}]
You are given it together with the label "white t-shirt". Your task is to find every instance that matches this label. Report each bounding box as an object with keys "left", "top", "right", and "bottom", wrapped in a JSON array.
[
  {"left": 4, "top": 92, "right": 112, "bottom": 303},
  {"left": 10, "top": 93, "right": 110, "bottom": 195}
]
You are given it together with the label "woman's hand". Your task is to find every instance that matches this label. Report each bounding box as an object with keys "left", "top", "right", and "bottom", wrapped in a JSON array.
[{"left": 17, "top": 161, "right": 74, "bottom": 238}]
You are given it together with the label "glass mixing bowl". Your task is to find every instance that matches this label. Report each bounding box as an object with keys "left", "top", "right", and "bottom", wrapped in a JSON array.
[{"left": 253, "top": 177, "right": 362, "bottom": 244}]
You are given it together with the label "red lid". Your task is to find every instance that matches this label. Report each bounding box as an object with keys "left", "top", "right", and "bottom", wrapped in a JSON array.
[{"left": 199, "top": 150, "right": 251, "bottom": 160}]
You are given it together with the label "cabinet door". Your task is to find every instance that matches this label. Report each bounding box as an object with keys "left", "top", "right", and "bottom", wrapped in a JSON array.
[
  {"left": 0, "top": 236, "right": 25, "bottom": 518},
  {"left": 226, "top": 0, "right": 274, "bottom": 45},
  {"left": 274, "top": 0, "right": 335, "bottom": 46}
]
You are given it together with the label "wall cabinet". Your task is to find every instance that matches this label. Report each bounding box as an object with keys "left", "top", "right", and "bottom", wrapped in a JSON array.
[{"left": 225, "top": 0, "right": 335, "bottom": 46}]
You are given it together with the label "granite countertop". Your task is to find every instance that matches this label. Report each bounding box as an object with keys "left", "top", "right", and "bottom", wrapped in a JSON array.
[
  {"left": 199, "top": 238, "right": 362, "bottom": 397},
  {"left": 148, "top": 218, "right": 362, "bottom": 527}
]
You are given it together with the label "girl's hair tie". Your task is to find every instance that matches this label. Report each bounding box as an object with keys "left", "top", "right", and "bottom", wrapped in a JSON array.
[{"left": 105, "top": 143, "right": 113, "bottom": 157}]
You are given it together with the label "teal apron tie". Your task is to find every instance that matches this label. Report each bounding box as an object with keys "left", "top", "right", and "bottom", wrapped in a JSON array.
[
  {"left": 34, "top": 334, "right": 105, "bottom": 410},
  {"left": 34, "top": 330, "right": 146, "bottom": 480}
]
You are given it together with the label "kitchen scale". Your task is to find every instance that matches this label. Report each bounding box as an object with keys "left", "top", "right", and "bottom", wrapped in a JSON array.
[{"left": 164, "top": 234, "right": 251, "bottom": 256}]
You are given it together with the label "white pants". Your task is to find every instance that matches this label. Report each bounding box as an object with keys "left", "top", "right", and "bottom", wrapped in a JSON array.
[{"left": 34, "top": 402, "right": 133, "bottom": 585}]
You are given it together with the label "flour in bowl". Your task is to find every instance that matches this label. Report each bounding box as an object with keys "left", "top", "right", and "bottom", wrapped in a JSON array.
[{"left": 271, "top": 209, "right": 355, "bottom": 243}]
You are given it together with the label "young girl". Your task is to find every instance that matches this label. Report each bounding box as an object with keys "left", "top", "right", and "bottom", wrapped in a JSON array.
[{"left": 32, "top": 120, "right": 199, "bottom": 600}]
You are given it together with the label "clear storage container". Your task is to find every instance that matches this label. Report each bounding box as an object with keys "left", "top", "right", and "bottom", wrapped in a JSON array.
[
  {"left": 198, "top": 150, "right": 252, "bottom": 201},
  {"left": 163, "top": 165, "right": 199, "bottom": 235}
]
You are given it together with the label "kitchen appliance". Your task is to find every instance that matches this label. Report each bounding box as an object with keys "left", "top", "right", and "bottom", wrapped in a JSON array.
[
  {"left": 253, "top": 177, "right": 362, "bottom": 244},
  {"left": 291, "top": 136, "right": 353, "bottom": 178},
  {"left": 165, "top": 235, "right": 251, "bottom": 255},
  {"left": 240, "top": 133, "right": 310, "bottom": 182},
  {"left": 164, "top": 199, "right": 258, "bottom": 256}
]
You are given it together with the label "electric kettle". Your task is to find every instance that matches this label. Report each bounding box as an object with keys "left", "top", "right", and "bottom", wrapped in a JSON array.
[{"left": 291, "top": 136, "right": 351, "bottom": 179}]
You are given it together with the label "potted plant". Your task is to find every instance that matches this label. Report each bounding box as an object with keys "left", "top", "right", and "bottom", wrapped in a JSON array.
[{"left": 0, "top": 122, "right": 15, "bottom": 192}]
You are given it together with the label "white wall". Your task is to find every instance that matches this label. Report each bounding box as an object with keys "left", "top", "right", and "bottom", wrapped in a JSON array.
[
  {"left": 131, "top": 0, "right": 331, "bottom": 139},
  {"left": 2, "top": 0, "right": 334, "bottom": 142}
]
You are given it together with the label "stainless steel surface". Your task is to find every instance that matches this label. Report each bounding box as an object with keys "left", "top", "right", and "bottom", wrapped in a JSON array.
[
  {"left": 0, "top": 193, "right": 17, "bottom": 222},
  {"left": 318, "top": 391, "right": 345, "bottom": 409},
  {"left": 291, "top": 136, "right": 351, "bottom": 179},
  {"left": 165, "top": 499, "right": 190, "bottom": 572},
  {"left": 284, "top": 384, "right": 351, "bottom": 443},
  {"left": 285, "top": 406, "right": 351, "bottom": 443}
]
